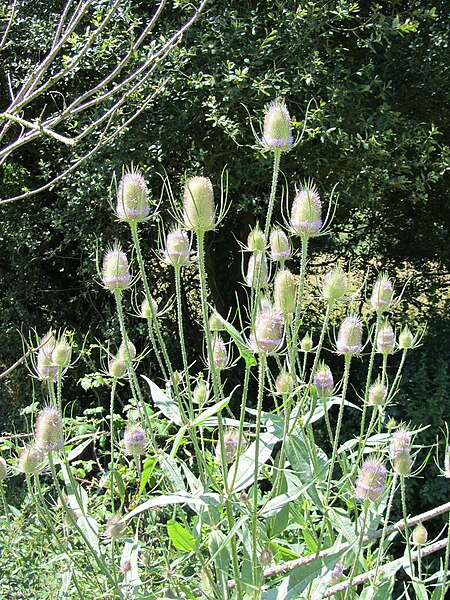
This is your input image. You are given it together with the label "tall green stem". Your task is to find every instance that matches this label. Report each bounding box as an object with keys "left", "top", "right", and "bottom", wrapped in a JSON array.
[
  {"left": 110, "top": 377, "right": 117, "bottom": 512},
  {"left": 263, "top": 150, "right": 281, "bottom": 244},
  {"left": 344, "top": 500, "right": 369, "bottom": 600},
  {"left": 374, "top": 472, "right": 398, "bottom": 581}
]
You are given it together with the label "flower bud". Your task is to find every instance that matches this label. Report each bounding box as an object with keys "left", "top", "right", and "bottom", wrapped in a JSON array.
[
  {"left": 183, "top": 176, "right": 215, "bottom": 232},
  {"left": 368, "top": 379, "right": 387, "bottom": 406},
  {"left": 313, "top": 363, "right": 334, "bottom": 398},
  {"left": 398, "top": 326, "right": 414, "bottom": 349},
  {"left": 36, "top": 407, "right": 64, "bottom": 452},
  {"left": 108, "top": 358, "right": 127, "bottom": 378},
  {"left": 102, "top": 246, "right": 131, "bottom": 291},
  {"left": 52, "top": 338, "right": 72, "bottom": 368},
  {"left": 209, "top": 312, "right": 223, "bottom": 332},
  {"left": 270, "top": 228, "right": 291, "bottom": 261},
  {"left": 211, "top": 335, "right": 229, "bottom": 370},
  {"left": 140, "top": 296, "right": 158, "bottom": 319},
  {"left": 116, "top": 169, "right": 150, "bottom": 221},
  {"left": 290, "top": 183, "right": 322, "bottom": 236},
  {"left": 370, "top": 274, "right": 393, "bottom": 312},
  {"left": 123, "top": 424, "right": 146, "bottom": 456},
  {"left": 245, "top": 254, "right": 269, "bottom": 288},
  {"left": 0, "top": 457, "right": 7, "bottom": 481},
  {"left": 337, "top": 315, "right": 363, "bottom": 355},
  {"left": 262, "top": 100, "right": 293, "bottom": 152},
  {"left": 413, "top": 523, "right": 428, "bottom": 546},
  {"left": 390, "top": 428, "right": 412, "bottom": 476},
  {"left": 377, "top": 321, "right": 395, "bottom": 355},
  {"left": 275, "top": 370, "right": 294, "bottom": 395},
  {"left": 106, "top": 514, "right": 126, "bottom": 541},
  {"left": 322, "top": 264, "right": 348, "bottom": 302},
  {"left": 18, "top": 447, "right": 43, "bottom": 475},
  {"left": 193, "top": 379, "right": 208, "bottom": 404},
  {"left": 274, "top": 268, "right": 296, "bottom": 316},
  {"left": 355, "top": 458, "right": 387, "bottom": 501},
  {"left": 118, "top": 340, "right": 137, "bottom": 360},
  {"left": 215, "top": 429, "right": 247, "bottom": 464},
  {"left": 301, "top": 333, "right": 313, "bottom": 352},
  {"left": 249, "top": 301, "right": 284, "bottom": 354},
  {"left": 164, "top": 229, "right": 190, "bottom": 267},
  {"left": 247, "top": 224, "right": 266, "bottom": 253},
  {"left": 259, "top": 548, "right": 273, "bottom": 566}
]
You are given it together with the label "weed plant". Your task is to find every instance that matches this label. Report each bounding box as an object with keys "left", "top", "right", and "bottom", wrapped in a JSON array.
[{"left": 0, "top": 101, "right": 449, "bottom": 599}]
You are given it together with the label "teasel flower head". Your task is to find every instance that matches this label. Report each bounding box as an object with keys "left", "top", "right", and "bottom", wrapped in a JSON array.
[
  {"left": 40, "top": 331, "right": 57, "bottom": 358},
  {"left": 329, "top": 562, "right": 345, "bottom": 587},
  {"left": 368, "top": 378, "right": 388, "bottom": 406},
  {"left": 106, "top": 513, "right": 126, "bottom": 541},
  {"left": 246, "top": 224, "right": 266, "bottom": 253},
  {"left": 164, "top": 228, "right": 190, "bottom": 267},
  {"left": 413, "top": 523, "right": 428, "bottom": 546},
  {"left": 336, "top": 314, "right": 363, "bottom": 356},
  {"left": 259, "top": 548, "right": 273, "bottom": 566},
  {"left": 183, "top": 176, "right": 215, "bottom": 232},
  {"left": 0, "top": 457, "right": 7, "bottom": 481},
  {"left": 211, "top": 335, "right": 229, "bottom": 370},
  {"left": 322, "top": 264, "right": 348, "bottom": 303},
  {"left": 108, "top": 357, "right": 127, "bottom": 379},
  {"left": 18, "top": 446, "right": 43, "bottom": 475},
  {"left": 377, "top": 321, "right": 395, "bottom": 355},
  {"left": 262, "top": 99, "right": 293, "bottom": 152},
  {"left": 275, "top": 370, "right": 294, "bottom": 396},
  {"left": 398, "top": 325, "right": 414, "bottom": 350},
  {"left": 370, "top": 274, "right": 394, "bottom": 313},
  {"left": 313, "top": 363, "right": 334, "bottom": 398},
  {"left": 35, "top": 406, "right": 64, "bottom": 452},
  {"left": 390, "top": 427, "right": 412, "bottom": 476},
  {"left": 215, "top": 429, "right": 247, "bottom": 464},
  {"left": 249, "top": 300, "right": 284, "bottom": 355},
  {"left": 51, "top": 336, "right": 72, "bottom": 369},
  {"left": 118, "top": 340, "right": 137, "bottom": 360},
  {"left": 355, "top": 457, "right": 387, "bottom": 502},
  {"left": 102, "top": 244, "right": 132, "bottom": 291},
  {"left": 209, "top": 312, "right": 223, "bottom": 332},
  {"left": 245, "top": 253, "right": 269, "bottom": 288},
  {"left": 193, "top": 379, "right": 209, "bottom": 405},
  {"left": 270, "top": 228, "right": 291, "bottom": 262},
  {"left": 140, "top": 296, "right": 158, "bottom": 320},
  {"left": 301, "top": 332, "right": 313, "bottom": 353},
  {"left": 289, "top": 182, "right": 322, "bottom": 237},
  {"left": 36, "top": 351, "right": 58, "bottom": 381},
  {"left": 116, "top": 168, "right": 150, "bottom": 222},
  {"left": 274, "top": 268, "right": 296, "bottom": 317},
  {"left": 123, "top": 424, "right": 146, "bottom": 456}
]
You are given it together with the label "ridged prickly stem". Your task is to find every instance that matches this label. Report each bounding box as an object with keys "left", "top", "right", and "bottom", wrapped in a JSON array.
[
  {"left": 263, "top": 149, "right": 281, "bottom": 244},
  {"left": 174, "top": 266, "right": 193, "bottom": 418},
  {"left": 110, "top": 377, "right": 117, "bottom": 512},
  {"left": 252, "top": 353, "right": 267, "bottom": 598},
  {"left": 344, "top": 500, "right": 370, "bottom": 600},
  {"left": 56, "top": 367, "right": 63, "bottom": 414},
  {"left": 401, "top": 474, "right": 414, "bottom": 578},
  {"left": 359, "top": 312, "right": 382, "bottom": 447},
  {"left": 381, "top": 353, "right": 388, "bottom": 386},
  {"left": 374, "top": 471, "right": 398, "bottom": 581},
  {"left": 196, "top": 230, "right": 242, "bottom": 598},
  {"left": 309, "top": 302, "right": 333, "bottom": 386},
  {"left": 291, "top": 236, "right": 309, "bottom": 369},
  {"left": 0, "top": 483, "right": 10, "bottom": 532},
  {"left": 390, "top": 348, "right": 408, "bottom": 397}
]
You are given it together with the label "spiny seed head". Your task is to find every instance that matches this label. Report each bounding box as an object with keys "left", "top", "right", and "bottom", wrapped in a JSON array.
[
  {"left": 108, "top": 358, "right": 126, "bottom": 378},
  {"left": 211, "top": 335, "right": 229, "bottom": 370},
  {"left": 123, "top": 424, "right": 146, "bottom": 456},
  {"left": 36, "top": 407, "right": 64, "bottom": 452},
  {"left": 215, "top": 429, "right": 247, "bottom": 464},
  {"left": 370, "top": 274, "right": 394, "bottom": 312},
  {"left": 40, "top": 331, "right": 57, "bottom": 358},
  {"left": 413, "top": 523, "right": 428, "bottom": 546},
  {"left": 51, "top": 338, "right": 72, "bottom": 368},
  {"left": 102, "top": 245, "right": 131, "bottom": 291},
  {"left": 262, "top": 100, "right": 293, "bottom": 152},
  {"left": 183, "top": 176, "right": 215, "bottom": 232},
  {"left": 120, "top": 558, "right": 132, "bottom": 573},
  {"left": 164, "top": 229, "right": 190, "bottom": 267},
  {"left": 36, "top": 351, "right": 58, "bottom": 381},
  {"left": 249, "top": 301, "right": 284, "bottom": 355},
  {"left": 337, "top": 314, "right": 363, "bottom": 355},
  {"left": 390, "top": 428, "right": 412, "bottom": 476},
  {"left": 313, "top": 363, "right": 334, "bottom": 398},
  {"left": 140, "top": 296, "right": 158, "bottom": 319},
  {"left": 270, "top": 228, "right": 291, "bottom": 261},
  {"left": 301, "top": 333, "right": 313, "bottom": 352},
  {"left": 245, "top": 254, "right": 269, "bottom": 288},
  {"left": 398, "top": 326, "right": 414, "bottom": 349},
  {"left": 247, "top": 224, "right": 266, "bottom": 253},
  {"left": 377, "top": 321, "right": 395, "bottom": 355},
  {"left": 0, "top": 457, "right": 7, "bottom": 480},
  {"left": 18, "top": 446, "right": 43, "bottom": 475},
  {"left": 116, "top": 169, "right": 150, "bottom": 222},
  {"left": 355, "top": 458, "right": 387, "bottom": 501},
  {"left": 368, "top": 379, "right": 388, "bottom": 406},
  {"left": 322, "top": 264, "right": 348, "bottom": 302},
  {"left": 193, "top": 379, "right": 208, "bottom": 405},
  {"left": 290, "top": 184, "right": 322, "bottom": 236},
  {"left": 106, "top": 514, "right": 126, "bottom": 541},
  {"left": 118, "top": 340, "right": 136, "bottom": 360},
  {"left": 274, "top": 268, "right": 296, "bottom": 316},
  {"left": 275, "top": 370, "right": 294, "bottom": 395}
]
